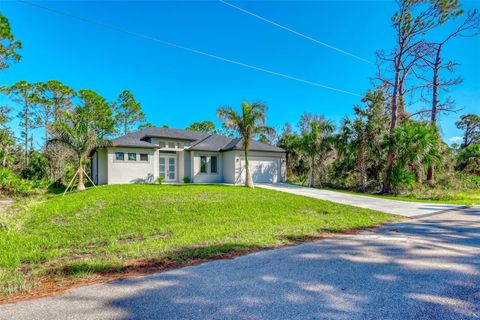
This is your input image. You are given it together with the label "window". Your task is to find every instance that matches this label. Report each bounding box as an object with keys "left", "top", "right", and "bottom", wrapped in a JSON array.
[
  {"left": 200, "top": 156, "right": 207, "bottom": 173},
  {"left": 210, "top": 156, "right": 218, "bottom": 173},
  {"left": 159, "top": 157, "right": 165, "bottom": 178},
  {"left": 140, "top": 153, "right": 148, "bottom": 161},
  {"left": 128, "top": 153, "right": 136, "bottom": 161},
  {"left": 115, "top": 152, "right": 124, "bottom": 161}
]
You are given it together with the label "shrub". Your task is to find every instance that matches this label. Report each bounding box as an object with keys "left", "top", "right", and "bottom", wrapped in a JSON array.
[
  {"left": 20, "top": 151, "right": 49, "bottom": 180},
  {"left": 456, "top": 144, "right": 480, "bottom": 175},
  {"left": 0, "top": 168, "right": 40, "bottom": 197},
  {"left": 183, "top": 176, "right": 191, "bottom": 183},
  {"left": 156, "top": 176, "right": 165, "bottom": 185}
]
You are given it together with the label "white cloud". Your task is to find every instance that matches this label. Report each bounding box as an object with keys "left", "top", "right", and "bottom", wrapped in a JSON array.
[{"left": 448, "top": 136, "right": 463, "bottom": 145}]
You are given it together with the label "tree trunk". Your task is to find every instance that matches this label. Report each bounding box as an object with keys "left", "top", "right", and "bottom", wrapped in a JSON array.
[
  {"left": 426, "top": 165, "right": 434, "bottom": 184},
  {"left": 382, "top": 47, "right": 405, "bottom": 195},
  {"left": 414, "top": 165, "right": 422, "bottom": 183},
  {"left": 382, "top": 81, "right": 398, "bottom": 193},
  {"left": 309, "top": 155, "right": 315, "bottom": 188},
  {"left": 24, "top": 106, "right": 29, "bottom": 166},
  {"left": 244, "top": 147, "right": 254, "bottom": 188},
  {"left": 77, "top": 159, "right": 86, "bottom": 191},
  {"left": 45, "top": 118, "right": 49, "bottom": 147},
  {"left": 1, "top": 149, "right": 6, "bottom": 167},
  {"left": 427, "top": 46, "right": 441, "bottom": 186},
  {"left": 357, "top": 133, "right": 367, "bottom": 192}
]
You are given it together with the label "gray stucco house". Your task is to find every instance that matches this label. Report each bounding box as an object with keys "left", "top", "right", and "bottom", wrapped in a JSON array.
[{"left": 91, "top": 126, "right": 286, "bottom": 185}]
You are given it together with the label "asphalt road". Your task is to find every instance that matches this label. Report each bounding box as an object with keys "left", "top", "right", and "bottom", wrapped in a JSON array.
[
  {"left": 257, "top": 183, "right": 465, "bottom": 217},
  {"left": 1, "top": 207, "right": 479, "bottom": 320}
]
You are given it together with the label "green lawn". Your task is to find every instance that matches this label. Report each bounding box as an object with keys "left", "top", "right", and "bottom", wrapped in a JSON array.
[
  {"left": 0, "top": 184, "right": 399, "bottom": 297},
  {"left": 325, "top": 188, "right": 480, "bottom": 206}
]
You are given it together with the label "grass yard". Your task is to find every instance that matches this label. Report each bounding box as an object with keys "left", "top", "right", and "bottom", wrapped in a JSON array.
[
  {"left": 326, "top": 188, "right": 480, "bottom": 206},
  {"left": 0, "top": 184, "right": 399, "bottom": 299}
]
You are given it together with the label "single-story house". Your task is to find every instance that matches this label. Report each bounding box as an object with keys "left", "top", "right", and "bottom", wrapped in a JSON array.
[{"left": 91, "top": 126, "right": 286, "bottom": 185}]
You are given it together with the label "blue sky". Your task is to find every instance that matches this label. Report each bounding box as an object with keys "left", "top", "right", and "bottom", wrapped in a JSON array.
[{"left": 1, "top": 0, "right": 479, "bottom": 147}]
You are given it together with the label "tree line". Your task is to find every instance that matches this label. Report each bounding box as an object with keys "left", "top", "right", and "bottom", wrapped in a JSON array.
[
  {"left": 0, "top": 15, "right": 149, "bottom": 191},
  {"left": 0, "top": 78, "right": 147, "bottom": 185},
  {"left": 274, "top": 1, "right": 480, "bottom": 192}
]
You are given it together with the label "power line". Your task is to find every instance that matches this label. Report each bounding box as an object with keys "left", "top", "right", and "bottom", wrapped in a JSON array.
[
  {"left": 18, "top": 0, "right": 362, "bottom": 97},
  {"left": 219, "top": 0, "right": 374, "bottom": 65}
]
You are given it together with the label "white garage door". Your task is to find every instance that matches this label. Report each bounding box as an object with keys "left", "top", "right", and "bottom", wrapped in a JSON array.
[{"left": 240, "top": 157, "right": 280, "bottom": 183}]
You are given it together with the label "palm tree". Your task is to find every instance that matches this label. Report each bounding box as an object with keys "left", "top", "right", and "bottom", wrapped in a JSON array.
[
  {"left": 217, "top": 101, "right": 274, "bottom": 188},
  {"left": 52, "top": 90, "right": 114, "bottom": 191},
  {"left": 301, "top": 120, "right": 334, "bottom": 188},
  {"left": 392, "top": 121, "right": 441, "bottom": 188},
  {"left": 277, "top": 125, "right": 301, "bottom": 180},
  {"left": 53, "top": 108, "right": 94, "bottom": 191}
]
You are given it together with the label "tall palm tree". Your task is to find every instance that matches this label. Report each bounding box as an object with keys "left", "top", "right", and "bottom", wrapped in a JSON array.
[
  {"left": 217, "top": 101, "right": 274, "bottom": 188},
  {"left": 301, "top": 120, "right": 334, "bottom": 188}
]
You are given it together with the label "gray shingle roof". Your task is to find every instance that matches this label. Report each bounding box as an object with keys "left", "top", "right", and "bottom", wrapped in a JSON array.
[
  {"left": 188, "top": 134, "right": 232, "bottom": 151},
  {"left": 110, "top": 127, "right": 285, "bottom": 153},
  {"left": 139, "top": 127, "right": 207, "bottom": 141},
  {"left": 110, "top": 132, "right": 155, "bottom": 148},
  {"left": 111, "top": 127, "right": 208, "bottom": 148},
  {"left": 221, "top": 138, "right": 285, "bottom": 153}
]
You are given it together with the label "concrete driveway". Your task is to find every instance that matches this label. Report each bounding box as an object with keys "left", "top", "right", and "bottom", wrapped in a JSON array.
[
  {"left": 258, "top": 183, "right": 465, "bottom": 217},
  {"left": 1, "top": 207, "right": 479, "bottom": 320}
]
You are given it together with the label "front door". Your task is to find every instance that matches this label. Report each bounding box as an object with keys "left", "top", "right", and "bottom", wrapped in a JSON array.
[{"left": 159, "top": 156, "right": 177, "bottom": 182}]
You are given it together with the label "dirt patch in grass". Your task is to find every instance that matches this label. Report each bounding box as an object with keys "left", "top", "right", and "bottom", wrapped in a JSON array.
[
  {"left": 296, "top": 208, "right": 329, "bottom": 215},
  {"left": 116, "top": 233, "right": 171, "bottom": 244}
]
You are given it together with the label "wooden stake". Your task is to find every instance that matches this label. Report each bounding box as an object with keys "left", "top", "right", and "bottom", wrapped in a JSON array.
[
  {"left": 82, "top": 167, "right": 97, "bottom": 188},
  {"left": 63, "top": 168, "right": 79, "bottom": 198}
]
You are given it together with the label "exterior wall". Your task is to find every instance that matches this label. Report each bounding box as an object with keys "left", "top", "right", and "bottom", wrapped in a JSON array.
[
  {"left": 222, "top": 151, "right": 237, "bottom": 184},
  {"left": 183, "top": 151, "right": 191, "bottom": 180},
  {"left": 153, "top": 149, "right": 159, "bottom": 180},
  {"left": 149, "top": 138, "right": 191, "bottom": 151},
  {"left": 191, "top": 152, "right": 224, "bottom": 183},
  {"left": 97, "top": 148, "right": 108, "bottom": 184},
  {"left": 91, "top": 148, "right": 108, "bottom": 185},
  {"left": 98, "top": 148, "right": 108, "bottom": 185},
  {"left": 91, "top": 151, "right": 98, "bottom": 184},
  {"left": 178, "top": 151, "right": 185, "bottom": 182},
  {"left": 107, "top": 147, "right": 156, "bottom": 184}
]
